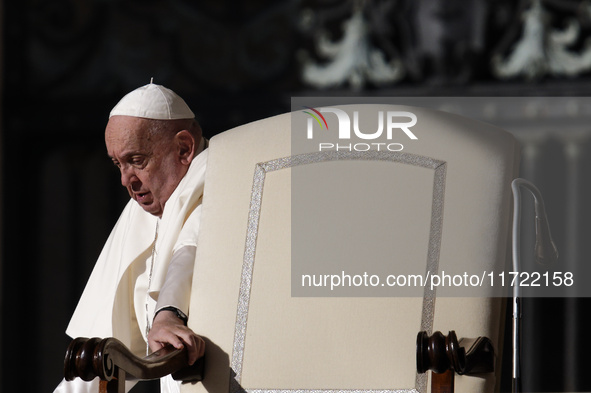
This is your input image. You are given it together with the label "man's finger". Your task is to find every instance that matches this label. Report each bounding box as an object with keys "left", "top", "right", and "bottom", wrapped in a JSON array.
[
  {"left": 181, "top": 334, "right": 197, "bottom": 365},
  {"left": 187, "top": 334, "right": 205, "bottom": 365},
  {"left": 148, "top": 340, "right": 165, "bottom": 353},
  {"left": 197, "top": 335, "right": 205, "bottom": 358},
  {"left": 150, "top": 328, "right": 184, "bottom": 350}
]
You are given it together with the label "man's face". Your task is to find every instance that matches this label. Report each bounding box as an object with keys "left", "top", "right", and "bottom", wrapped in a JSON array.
[{"left": 105, "top": 116, "right": 189, "bottom": 217}]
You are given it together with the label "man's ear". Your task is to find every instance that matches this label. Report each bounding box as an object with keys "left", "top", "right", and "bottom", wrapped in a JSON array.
[{"left": 175, "top": 130, "right": 196, "bottom": 165}]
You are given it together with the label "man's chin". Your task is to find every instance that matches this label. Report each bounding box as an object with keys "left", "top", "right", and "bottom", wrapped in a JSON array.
[{"left": 137, "top": 200, "right": 162, "bottom": 217}]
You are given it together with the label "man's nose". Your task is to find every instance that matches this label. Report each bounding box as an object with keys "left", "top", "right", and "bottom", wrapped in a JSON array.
[{"left": 120, "top": 166, "right": 137, "bottom": 188}]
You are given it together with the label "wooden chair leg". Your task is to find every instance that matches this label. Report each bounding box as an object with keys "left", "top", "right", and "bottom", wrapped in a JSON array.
[
  {"left": 98, "top": 370, "right": 126, "bottom": 393},
  {"left": 431, "top": 369, "right": 454, "bottom": 393}
]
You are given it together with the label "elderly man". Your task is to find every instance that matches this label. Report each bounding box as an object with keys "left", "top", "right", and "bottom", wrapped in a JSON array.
[{"left": 55, "top": 82, "right": 206, "bottom": 393}]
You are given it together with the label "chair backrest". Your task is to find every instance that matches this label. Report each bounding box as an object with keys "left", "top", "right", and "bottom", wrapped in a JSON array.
[{"left": 184, "top": 105, "right": 520, "bottom": 393}]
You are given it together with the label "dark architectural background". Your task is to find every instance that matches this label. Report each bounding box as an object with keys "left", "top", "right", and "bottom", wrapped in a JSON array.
[{"left": 2, "top": 0, "right": 591, "bottom": 392}]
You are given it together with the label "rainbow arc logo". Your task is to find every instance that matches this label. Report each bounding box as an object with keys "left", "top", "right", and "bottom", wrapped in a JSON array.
[{"left": 302, "top": 106, "right": 328, "bottom": 130}]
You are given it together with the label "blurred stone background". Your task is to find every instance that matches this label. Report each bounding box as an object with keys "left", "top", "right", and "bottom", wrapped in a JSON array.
[{"left": 2, "top": 0, "right": 591, "bottom": 391}]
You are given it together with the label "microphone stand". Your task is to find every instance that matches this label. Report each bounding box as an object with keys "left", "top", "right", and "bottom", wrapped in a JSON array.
[{"left": 510, "top": 178, "right": 558, "bottom": 393}]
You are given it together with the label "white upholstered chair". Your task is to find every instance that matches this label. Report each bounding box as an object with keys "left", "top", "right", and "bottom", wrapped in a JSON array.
[{"left": 184, "top": 104, "right": 520, "bottom": 393}]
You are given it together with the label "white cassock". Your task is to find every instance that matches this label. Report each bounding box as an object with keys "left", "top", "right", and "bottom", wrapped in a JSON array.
[{"left": 54, "top": 146, "right": 208, "bottom": 393}]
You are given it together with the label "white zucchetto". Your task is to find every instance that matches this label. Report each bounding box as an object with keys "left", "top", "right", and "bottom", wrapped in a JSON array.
[{"left": 109, "top": 81, "right": 195, "bottom": 120}]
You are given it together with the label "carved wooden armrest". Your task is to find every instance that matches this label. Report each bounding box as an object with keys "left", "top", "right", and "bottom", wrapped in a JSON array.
[
  {"left": 64, "top": 337, "right": 203, "bottom": 393},
  {"left": 416, "top": 330, "right": 495, "bottom": 393}
]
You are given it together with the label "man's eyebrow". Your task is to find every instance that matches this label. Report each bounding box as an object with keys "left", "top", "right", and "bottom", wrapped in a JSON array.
[
  {"left": 108, "top": 156, "right": 120, "bottom": 167},
  {"left": 109, "top": 151, "right": 146, "bottom": 160}
]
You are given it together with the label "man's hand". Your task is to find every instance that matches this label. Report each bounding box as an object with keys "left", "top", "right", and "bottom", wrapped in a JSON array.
[{"left": 148, "top": 310, "right": 205, "bottom": 365}]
